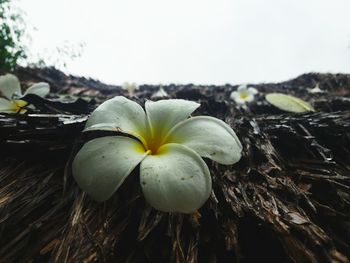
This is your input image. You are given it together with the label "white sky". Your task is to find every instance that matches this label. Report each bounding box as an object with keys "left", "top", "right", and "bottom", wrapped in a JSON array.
[{"left": 17, "top": 0, "right": 350, "bottom": 85}]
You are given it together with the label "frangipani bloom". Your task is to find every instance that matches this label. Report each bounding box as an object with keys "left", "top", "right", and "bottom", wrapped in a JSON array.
[
  {"left": 230, "top": 85, "right": 258, "bottom": 104},
  {"left": 72, "top": 96, "right": 242, "bottom": 213},
  {"left": 0, "top": 74, "right": 50, "bottom": 113}
]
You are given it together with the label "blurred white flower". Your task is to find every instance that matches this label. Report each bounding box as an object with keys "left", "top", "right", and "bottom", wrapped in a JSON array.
[
  {"left": 0, "top": 74, "right": 50, "bottom": 114},
  {"left": 230, "top": 85, "right": 258, "bottom": 104},
  {"left": 151, "top": 87, "right": 169, "bottom": 99},
  {"left": 122, "top": 82, "right": 138, "bottom": 94}
]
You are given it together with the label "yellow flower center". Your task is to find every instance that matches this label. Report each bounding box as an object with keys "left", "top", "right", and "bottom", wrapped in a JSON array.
[
  {"left": 239, "top": 92, "right": 249, "bottom": 100},
  {"left": 134, "top": 135, "right": 164, "bottom": 155},
  {"left": 135, "top": 127, "right": 167, "bottom": 155},
  {"left": 146, "top": 136, "right": 163, "bottom": 154},
  {"left": 10, "top": 100, "right": 28, "bottom": 114}
]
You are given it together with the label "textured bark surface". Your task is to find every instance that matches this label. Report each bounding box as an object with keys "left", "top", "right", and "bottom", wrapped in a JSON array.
[{"left": 0, "top": 67, "right": 349, "bottom": 263}]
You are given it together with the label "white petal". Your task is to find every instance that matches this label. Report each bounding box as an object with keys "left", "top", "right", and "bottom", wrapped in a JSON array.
[
  {"left": 266, "top": 93, "right": 315, "bottom": 113},
  {"left": 165, "top": 116, "right": 242, "bottom": 165},
  {"left": 235, "top": 98, "right": 246, "bottom": 104},
  {"left": 84, "top": 96, "right": 148, "bottom": 141},
  {"left": 140, "top": 143, "right": 211, "bottom": 213},
  {"left": 230, "top": 91, "right": 240, "bottom": 100},
  {"left": 145, "top": 99, "right": 199, "bottom": 141},
  {"left": 308, "top": 84, "right": 325, "bottom": 94},
  {"left": 245, "top": 94, "right": 255, "bottom": 102},
  {"left": 237, "top": 85, "right": 247, "bottom": 91},
  {"left": 0, "top": 98, "right": 14, "bottom": 112},
  {"left": 72, "top": 136, "right": 148, "bottom": 201},
  {"left": 0, "top": 74, "right": 21, "bottom": 99},
  {"left": 248, "top": 87, "right": 258, "bottom": 95},
  {"left": 24, "top": 82, "right": 50, "bottom": 97}
]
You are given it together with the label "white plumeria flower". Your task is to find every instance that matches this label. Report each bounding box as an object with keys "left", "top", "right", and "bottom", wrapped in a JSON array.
[
  {"left": 72, "top": 96, "right": 242, "bottom": 213},
  {"left": 230, "top": 85, "right": 258, "bottom": 104},
  {"left": 0, "top": 74, "right": 50, "bottom": 114}
]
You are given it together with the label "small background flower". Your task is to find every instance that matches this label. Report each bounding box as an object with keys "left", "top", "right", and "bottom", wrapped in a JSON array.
[
  {"left": 151, "top": 86, "right": 169, "bottom": 99},
  {"left": 308, "top": 83, "right": 326, "bottom": 94},
  {"left": 121, "top": 82, "right": 138, "bottom": 95},
  {"left": 230, "top": 85, "right": 258, "bottom": 104}
]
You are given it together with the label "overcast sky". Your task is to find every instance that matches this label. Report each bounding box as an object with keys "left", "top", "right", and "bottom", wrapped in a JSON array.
[{"left": 17, "top": 0, "right": 350, "bottom": 85}]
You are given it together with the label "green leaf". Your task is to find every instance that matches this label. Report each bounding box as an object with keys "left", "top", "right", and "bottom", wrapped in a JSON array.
[
  {"left": 265, "top": 93, "right": 315, "bottom": 113},
  {"left": 0, "top": 0, "right": 26, "bottom": 70}
]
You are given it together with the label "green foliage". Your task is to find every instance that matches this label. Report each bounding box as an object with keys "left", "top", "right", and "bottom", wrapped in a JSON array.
[
  {"left": 0, "top": 1, "right": 83, "bottom": 72},
  {"left": 0, "top": 0, "right": 27, "bottom": 71}
]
